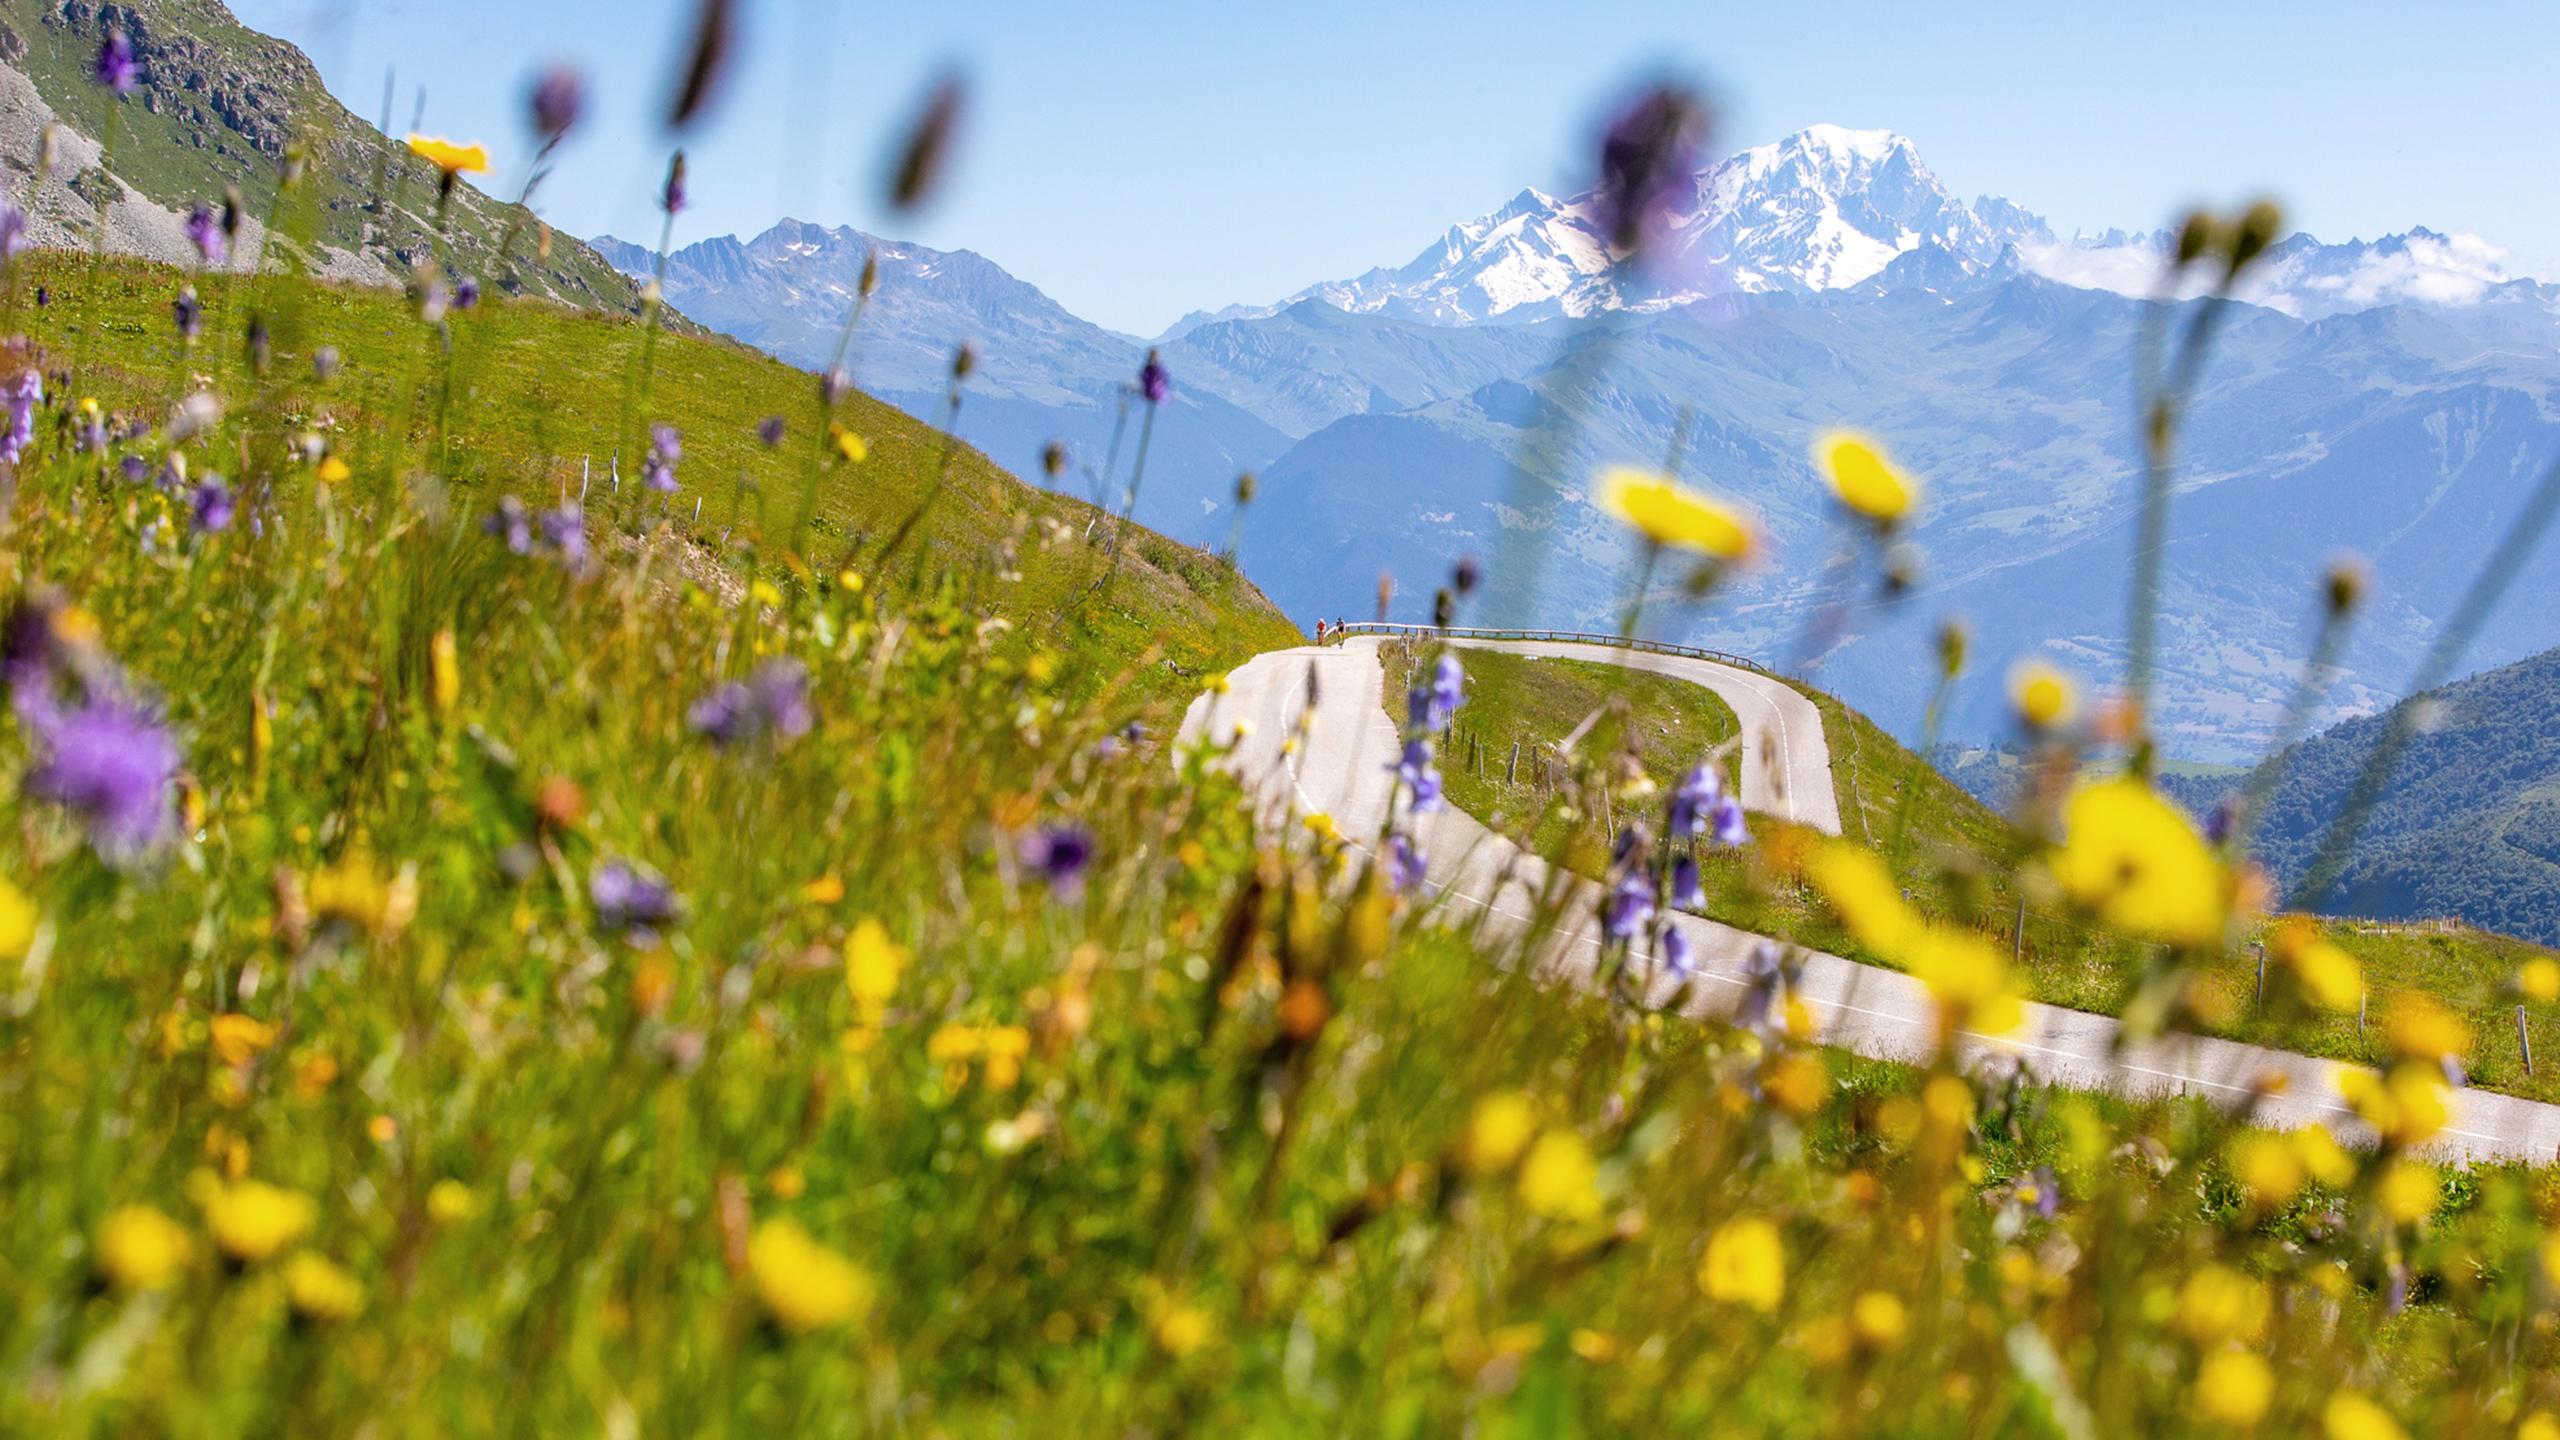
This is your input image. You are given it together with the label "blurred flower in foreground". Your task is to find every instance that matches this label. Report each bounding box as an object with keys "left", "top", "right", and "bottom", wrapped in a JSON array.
[
  {"left": 2194, "top": 1349, "right": 2274, "bottom": 1427},
  {"left": 2323, "top": 1393, "right": 2407, "bottom": 1440},
  {"left": 1700, "top": 1216, "right": 1784, "bottom": 1312},
  {"left": 184, "top": 204, "right": 225, "bottom": 266},
  {"left": 189, "top": 477, "right": 233, "bottom": 534},
  {"left": 1385, "top": 833, "right": 1427, "bottom": 893},
  {"left": 18, "top": 687, "right": 180, "bottom": 862},
  {"left": 748, "top": 1219, "right": 873, "bottom": 1334},
  {"left": 529, "top": 65, "right": 585, "bottom": 146},
  {"left": 1517, "top": 1130, "right": 1602, "bottom": 1221},
  {"left": 1597, "top": 466, "right": 1753, "bottom": 560},
  {"left": 0, "top": 370, "right": 42, "bottom": 464},
  {"left": 1017, "top": 823, "right": 1094, "bottom": 901},
  {"left": 284, "top": 1253, "right": 364, "bottom": 1322},
  {"left": 406, "top": 134, "right": 491, "bottom": 178},
  {"left": 1138, "top": 350, "right": 1169, "bottom": 406},
  {"left": 2267, "top": 915, "right": 2361, "bottom": 1012},
  {"left": 201, "top": 1179, "right": 315, "bottom": 1264},
  {"left": 688, "top": 658, "right": 812, "bottom": 748},
  {"left": 642, "top": 424, "right": 681, "bottom": 493},
  {"left": 1595, "top": 83, "right": 1709, "bottom": 256},
  {"left": 2047, "top": 776, "right": 2226, "bottom": 947},
  {"left": 887, "top": 71, "right": 965, "bottom": 211},
  {"left": 2008, "top": 660, "right": 2078, "bottom": 731},
  {"left": 591, "top": 860, "right": 678, "bottom": 944},
  {"left": 1814, "top": 432, "right": 1915, "bottom": 527},
  {"left": 95, "top": 1206, "right": 192, "bottom": 1292},
  {"left": 95, "top": 30, "right": 137, "bottom": 95}
]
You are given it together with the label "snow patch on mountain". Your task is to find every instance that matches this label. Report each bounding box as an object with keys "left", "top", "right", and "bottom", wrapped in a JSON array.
[{"left": 2020, "top": 227, "right": 2541, "bottom": 319}]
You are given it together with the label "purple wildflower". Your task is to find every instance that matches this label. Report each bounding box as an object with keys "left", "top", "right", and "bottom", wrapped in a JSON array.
[
  {"left": 1605, "top": 872, "right": 1656, "bottom": 942},
  {"left": 20, "top": 689, "right": 179, "bottom": 863},
  {"left": 537, "top": 504, "right": 590, "bottom": 571},
  {"left": 95, "top": 30, "right": 137, "bottom": 96},
  {"left": 590, "top": 859, "right": 679, "bottom": 943},
  {"left": 756, "top": 415, "right": 785, "bottom": 447},
  {"left": 1393, "top": 738, "right": 1442, "bottom": 812},
  {"left": 661, "top": 151, "right": 688, "bottom": 216},
  {"left": 184, "top": 204, "right": 225, "bottom": 266},
  {"left": 2, "top": 588, "right": 83, "bottom": 693},
  {"left": 0, "top": 205, "right": 27, "bottom": 266},
  {"left": 821, "top": 368, "right": 851, "bottom": 406},
  {"left": 189, "top": 477, "right": 233, "bottom": 534},
  {"left": 1667, "top": 762, "right": 1721, "bottom": 839},
  {"left": 1669, "top": 853, "right": 1704, "bottom": 910},
  {"left": 529, "top": 65, "right": 585, "bottom": 146},
  {"left": 482, "top": 497, "right": 533, "bottom": 554},
  {"left": 2013, "top": 1167, "right": 2061, "bottom": 1220},
  {"left": 172, "top": 286, "right": 202, "bottom": 343},
  {"left": 1385, "top": 832, "right": 1428, "bottom": 894},
  {"left": 1611, "top": 821, "right": 1649, "bottom": 868},
  {"left": 687, "top": 658, "right": 811, "bottom": 748},
  {"left": 117, "top": 454, "right": 148, "bottom": 485},
  {"left": 1710, "top": 793, "right": 1748, "bottom": 848},
  {"left": 312, "top": 346, "right": 340, "bottom": 381},
  {"left": 642, "top": 424, "right": 680, "bottom": 493},
  {"left": 1661, "top": 924, "right": 1692, "bottom": 977},
  {"left": 453, "top": 276, "right": 481, "bottom": 311},
  {"left": 0, "top": 370, "right": 41, "bottom": 464},
  {"left": 1018, "top": 823, "right": 1094, "bottom": 901},
  {"left": 1136, "top": 350, "right": 1168, "bottom": 406},
  {"left": 1431, "top": 653, "right": 1464, "bottom": 722},
  {"left": 1595, "top": 83, "right": 1709, "bottom": 255},
  {"left": 1732, "top": 940, "right": 1784, "bottom": 1037},
  {"left": 33, "top": 285, "right": 47, "bottom": 307}
]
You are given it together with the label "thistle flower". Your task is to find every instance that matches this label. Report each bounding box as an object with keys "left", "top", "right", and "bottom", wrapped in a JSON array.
[
  {"left": 189, "top": 477, "right": 233, "bottom": 534},
  {"left": 590, "top": 860, "right": 678, "bottom": 943},
  {"left": 1393, "top": 738, "right": 1443, "bottom": 812},
  {"left": 1596, "top": 84, "right": 1710, "bottom": 255},
  {"left": 1137, "top": 350, "right": 1169, "bottom": 406},
  {"left": 642, "top": 424, "right": 681, "bottom": 493},
  {"left": 1605, "top": 873, "right": 1656, "bottom": 941},
  {"left": 95, "top": 30, "right": 137, "bottom": 96},
  {"left": 184, "top": 204, "right": 225, "bottom": 266},
  {"left": 529, "top": 65, "right": 585, "bottom": 145},
  {"left": 172, "top": 286, "right": 202, "bottom": 343},
  {"left": 1385, "top": 833, "right": 1427, "bottom": 893},
  {"left": 1017, "top": 823, "right": 1094, "bottom": 901},
  {"left": 18, "top": 687, "right": 180, "bottom": 862}
]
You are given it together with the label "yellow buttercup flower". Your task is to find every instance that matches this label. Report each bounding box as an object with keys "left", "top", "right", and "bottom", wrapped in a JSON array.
[
  {"left": 202, "top": 1179, "right": 316, "bottom": 1263},
  {"left": 1805, "top": 840, "right": 1922, "bottom": 960},
  {"left": 2335, "top": 1063, "right": 2448, "bottom": 1148},
  {"left": 315, "top": 455, "right": 352, "bottom": 484},
  {"left": 1465, "top": 1091, "right": 1538, "bottom": 1173},
  {"left": 831, "top": 425, "right": 870, "bottom": 464},
  {"left": 2175, "top": 1264, "right": 2269, "bottom": 1345},
  {"left": 283, "top": 1253, "right": 364, "bottom": 1322},
  {"left": 2048, "top": 776, "right": 2227, "bottom": 947},
  {"left": 747, "top": 1219, "right": 874, "bottom": 1334},
  {"left": 0, "top": 876, "right": 36, "bottom": 960},
  {"left": 2324, "top": 1392, "right": 2406, "bottom": 1440},
  {"left": 2522, "top": 958, "right": 2560, "bottom": 1003},
  {"left": 2267, "top": 916, "right": 2360, "bottom": 1012},
  {"left": 1516, "top": 1131, "right": 1602, "bottom": 1222},
  {"left": 1764, "top": 1050, "right": 1831, "bottom": 1117},
  {"left": 2377, "top": 1159, "right": 2438, "bottom": 1225},
  {"left": 2384, "top": 993, "right": 2471, "bottom": 1066},
  {"left": 430, "top": 629, "right": 461, "bottom": 714},
  {"left": 1814, "top": 432, "right": 1915, "bottom": 524},
  {"left": 208, "top": 1013, "right": 275, "bottom": 1067},
  {"left": 2518, "top": 1412, "right": 2560, "bottom": 1440},
  {"left": 1700, "top": 1217, "right": 1785, "bottom": 1313},
  {"left": 2226, "top": 1132, "right": 2303, "bottom": 1207},
  {"left": 95, "top": 1206, "right": 194, "bottom": 1292},
  {"left": 426, "top": 1179, "right": 480, "bottom": 1225},
  {"left": 1151, "top": 1295, "right": 1216, "bottom": 1357},
  {"left": 844, "top": 918, "right": 907, "bottom": 1016},
  {"left": 2194, "top": 1348, "right": 2274, "bottom": 1427},
  {"left": 1849, "top": 1291, "right": 1906, "bottom": 1350},
  {"left": 2291, "top": 1123, "right": 2354, "bottom": 1187},
  {"left": 1905, "top": 928, "right": 2023, "bottom": 1037},
  {"left": 2008, "top": 660, "right": 2078, "bottom": 730},
  {"left": 1595, "top": 466, "right": 1756, "bottom": 559},
  {"left": 406, "top": 134, "right": 490, "bottom": 176}
]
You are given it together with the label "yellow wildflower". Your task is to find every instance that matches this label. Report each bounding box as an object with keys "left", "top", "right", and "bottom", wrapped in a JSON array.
[
  {"left": 95, "top": 1206, "right": 193, "bottom": 1292},
  {"left": 1303, "top": 812, "right": 1341, "bottom": 844},
  {"left": 1700, "top": 1217, "right": 1786, "bottom": 1313},
  {"left": 2226, "top": 1132, "right": 2303, "bottom": 1207},
  {"left": 844, "top": 918, "right": 907, "bottom": 1015},
  {"left": 2377, "top": 1159, "right": 2439, "bottom": 1225},
  {"left": 1517, "top": 1131, "right": 1602, "bottom": 1222},
  {"left": 2523, "top": 958, "right": 2560, "bottom": 1003},
  {"left": 1849, "top": 1291, "right": 1907, "bottom": 1350},
  {"left": 2324, "top": 1393, "right": 2407, "bottom": 1440},
  {"left": 1764, "top": 1051, "right": 1831, "bottom": 1117},
  {"left": 430, "top": 629, "right": 460, "bottom": 714},
  {"left": 2175, "top": 1264, "right": 2270, "bottom": 1346},
  {"left": 2008, "top": 660, "right": 2078, "bottom": 730},
  {"left": 2292, "top": 1124, "right": 2354, "bottom": 1187},
  {"left": 2519, "top": 1413, "right": 2560, "bottom": 1440},
  {"left": 1814, "top": 431, "right": 1915, "bottom": 524},
  {"left": 2268, "top": 916, "right": 2361, "bottom": 1012},
  {"left": 981, "top": 1025, "right": 1031, "bottom": 1089},
  {"left": 2336, "top": 1063, "right": 2448, "bottom": 1148},
  {"left": 202, "top": 1179, "right": 316, "bottom": 1263},
  {"left": 747, "top": 1219, "right": 873, "bottom": 1334},
  {"left": 1595, "top": 466, "right": 1756, "bottom": 559},
  {"left": 1152, "top": 1296, "right": 1215, "bottom": 1357},
  {"left": 2195, "top": 1348, "right": 2274, "bottom": 1427},
  {"left": 1465, "top": 1091, "right": 1538, "bottom": 1173},
  {"left": 0, "top": 876, "right": 36, "bottom": 960},
  {"left": 1906, "top": 928, "right": 2023, "bottom": 1037},
  {"left": 2385, "top": 994, "right": 2471, "bottom": 1066},
  {"left": 283, "top": 1253, "right": 364, "bottom": 1322},
  {"left": 405, "top": 134, "right": 490, "bottom": 176},
  {"left": 426, "top": 1179, "right": 480, "bottom": 1225},
  {"left": 315, "top": 455, "right": 352, "bottom": 484},
  {"left": 2048, "top": 776, "right": 2227, "bottom": 947},
  {"left": 1805, "top": 840, "right": 1922, "bottom": 959},
  {"left": 208, "top": 1013, "right": 275, "bottom": 1067},
  {"left": 831, "top": 425, "right": 869, "bottom": 464}
]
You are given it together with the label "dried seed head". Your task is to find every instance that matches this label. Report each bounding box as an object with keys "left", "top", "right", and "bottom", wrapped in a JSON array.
[
  {"left": 1433, "top": 588, "right": 1455, "bottom": 630},
  {"left": 1453, "top": 555, "right": 1481, "bottom": 597},
  {"left": 1234, "top": 471, "right": 1257, "bottom": 505},
  {"left": 859, "top": 253, "right": 879, "bottom": 298},
  {"left": 889, "top": 73, "right": 965, "bottom": 212},
  {"left": 1374, "top": 573, "right": 1394, "bottom": 622},
  {"left": 2172, "top": 210, "right": 2218, "bottom": 268},
  {"left": 2227, "top": 200, "right": 2284, "bottom": 275},
  {"left": 1042, "top": 440, "right": 1068, "bottom": 479},
  {"left": 950, "top": 343, "right": 976, "bottom": 381},
  {"left": 667, "top": 0, "right": 734, "bottom": 130},
  {"left": 221, "top": 186, "right": 244, "bottom": 240},
  {"left": 2324, "top": 555, "right": 2368, "bottom": 616},
  {"left": 1935, "top": 618, "right": 1969, "bottom": 679}
]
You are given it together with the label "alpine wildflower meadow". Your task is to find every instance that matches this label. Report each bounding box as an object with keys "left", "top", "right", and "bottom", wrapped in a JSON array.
[{"left": 2, "top": 10, "right": 2560, "bottom": 1440}]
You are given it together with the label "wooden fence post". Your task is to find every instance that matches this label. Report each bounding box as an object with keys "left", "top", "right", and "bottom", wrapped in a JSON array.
[
  {"left": 1507, "top": 740, "right": 1519, "bottom": 784},
  {"left": 2253, "top": 945, "right": 2266, "bottom": 1010},
  {"left": 2013, "top": 897, "right": 2026, "bottom": 964},
  {"left": 2521, "top": 1004, "right": 2535, "bottom": 1077}
]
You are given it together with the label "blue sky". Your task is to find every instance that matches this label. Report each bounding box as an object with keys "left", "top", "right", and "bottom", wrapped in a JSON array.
[{"left": 233, "top": 0, "right": 2560, "bottom": 336}]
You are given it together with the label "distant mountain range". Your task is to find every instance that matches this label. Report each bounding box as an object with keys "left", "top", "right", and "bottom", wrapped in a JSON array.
[{"left": 598, "top": 125, "right": 2560, "bottom": 760}]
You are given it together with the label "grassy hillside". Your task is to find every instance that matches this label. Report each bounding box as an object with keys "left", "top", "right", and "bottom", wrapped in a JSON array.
[
  {"left": 10, "top": 251, "right": 1298, "bottom": 707},
  {"left": 5, "top": 0, "right": 642, "bottom": 309}
]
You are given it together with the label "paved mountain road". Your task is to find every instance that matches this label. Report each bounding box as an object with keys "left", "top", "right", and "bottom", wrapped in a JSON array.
[{"left": 1179, "top": 636, "right": 2560, "bottom": 1163}]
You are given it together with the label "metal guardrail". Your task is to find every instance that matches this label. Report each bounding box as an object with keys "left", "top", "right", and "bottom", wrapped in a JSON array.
[{"left": 1317, "top": 621, "right": 1775, "bottom": 677}]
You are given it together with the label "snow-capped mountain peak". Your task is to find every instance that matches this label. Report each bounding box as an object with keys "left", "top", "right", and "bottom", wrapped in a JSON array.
[{"left": 1282, "top": 124, "right": 2052, "bottom": 324}]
